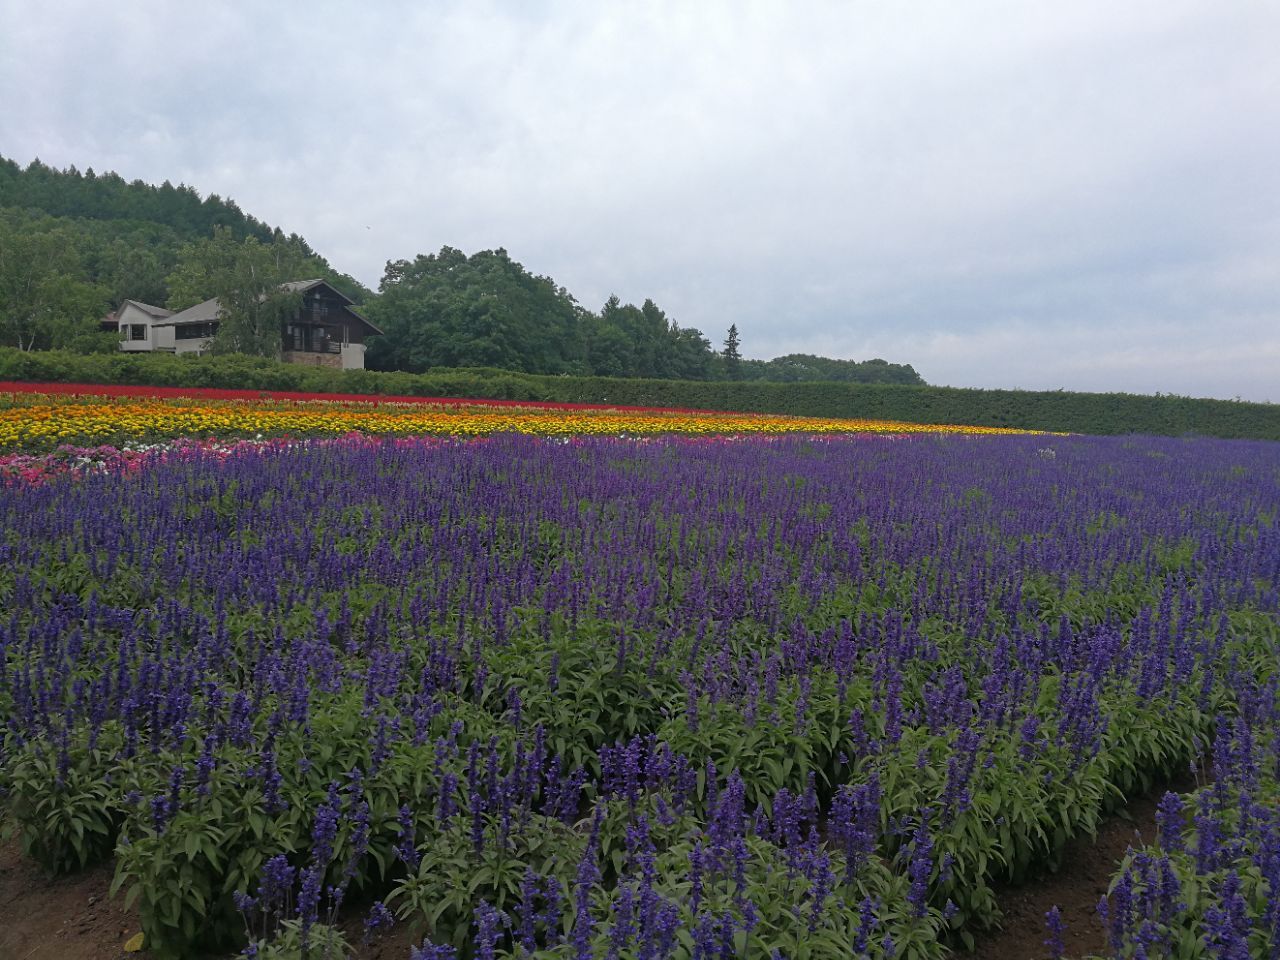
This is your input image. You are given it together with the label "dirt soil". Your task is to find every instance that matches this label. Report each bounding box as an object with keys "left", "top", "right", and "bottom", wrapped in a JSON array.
[
  {"left": 967, "top": 802, "right": 1153, "bottom": 960},
  {"left": 0, "top": 832, "right": 139, "bottom": 960},
  {"left": 971, "top": 771, "right": 1201, "bottom": 960}
]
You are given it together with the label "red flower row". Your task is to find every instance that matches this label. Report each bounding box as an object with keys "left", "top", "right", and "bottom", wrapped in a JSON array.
[{"left": 0, "top": 381, "right": 721, "bottom": 415}]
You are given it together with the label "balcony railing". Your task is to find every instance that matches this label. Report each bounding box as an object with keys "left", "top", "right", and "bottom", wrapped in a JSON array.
[{"left": 287, "top": 341, "right": 342, "bottom": 354}]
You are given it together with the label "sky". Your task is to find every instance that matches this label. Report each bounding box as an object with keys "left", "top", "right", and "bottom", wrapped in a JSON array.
[{"left": 2, "top": 1, "right": 1278, "bottom": 401}]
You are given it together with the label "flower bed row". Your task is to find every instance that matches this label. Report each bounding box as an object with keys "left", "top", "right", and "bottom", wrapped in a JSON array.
[
  {"left": 0, "top": 388, "right": 1041, "bottom": 452},
  {"left": 0, "top": 380, "right": 719, "bottom": 414}
]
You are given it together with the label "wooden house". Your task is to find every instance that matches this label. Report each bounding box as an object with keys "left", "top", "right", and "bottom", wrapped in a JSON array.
[{"left": 114, "top": 280, "right": 381, "bottom": 370}]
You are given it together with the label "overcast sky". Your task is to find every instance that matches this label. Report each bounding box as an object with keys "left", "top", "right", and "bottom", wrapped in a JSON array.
[{"left": 2, "top": 2, "right": 1278, "bottom": 401}]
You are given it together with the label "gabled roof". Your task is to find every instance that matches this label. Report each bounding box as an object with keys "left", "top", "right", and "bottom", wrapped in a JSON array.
[
  {"left": 281, "top": 278, "right": 383, "bottom": 335},
  {"left": 121, "top": 300, "right": 174, "bottom": 319},
  {"left": 151, "top": 280, "right": 382, "bottom": 336},
  {"left": 153, "top": 297, "right": 220, "bottom": 327},
  {"left": 345, "top": 306, "right": 382, "bottom": 336},
  {"left": 281, "top": 279, "right": 330, "bottom": 295},
  {"left": 102, "top": 300, "right": 174, "bottom": 327}
]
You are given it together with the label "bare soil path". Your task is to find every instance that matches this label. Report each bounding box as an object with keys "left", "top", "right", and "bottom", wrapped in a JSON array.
[
  {"left": 0, "top": 833, "right": 137, "bottom": 960},
  {"left": 972, "top": 770, "right": 1200, "bottom": 960}
]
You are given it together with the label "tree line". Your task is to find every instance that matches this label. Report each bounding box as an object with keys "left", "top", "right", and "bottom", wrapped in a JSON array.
[{"left": 0, "top": 156, "right": 923, "bottom": 385}]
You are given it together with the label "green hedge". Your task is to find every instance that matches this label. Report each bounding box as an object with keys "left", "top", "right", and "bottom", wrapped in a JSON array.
[{"left": 2, "top": 348, "right": 1278, "bottom": 440}]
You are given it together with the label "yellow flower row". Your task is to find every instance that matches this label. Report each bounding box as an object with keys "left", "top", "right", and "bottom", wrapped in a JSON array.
[{"left": 0, "top": 394, "right": 1041, "bottom": 449}]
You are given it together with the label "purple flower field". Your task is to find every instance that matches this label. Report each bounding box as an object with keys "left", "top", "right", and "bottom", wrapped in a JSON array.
[{"left": 1, "top": 432, "right": 1278, "bottom": 959}]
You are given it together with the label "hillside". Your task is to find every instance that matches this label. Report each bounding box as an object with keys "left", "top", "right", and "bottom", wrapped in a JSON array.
[
  {"left": 0, "top": 156, "right": 925, "bottom": 385},
  {"left": 0, "top": 157, "right": 368, "bottom": 354}
]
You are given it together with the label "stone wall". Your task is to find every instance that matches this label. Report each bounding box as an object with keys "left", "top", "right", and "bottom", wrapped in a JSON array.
[{"left": 282, "top": 350, "right": 343, "bottom": 369}]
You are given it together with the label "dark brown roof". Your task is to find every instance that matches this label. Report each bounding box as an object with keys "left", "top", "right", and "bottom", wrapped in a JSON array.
[{"left": 152, "top": 281, "right": 382, "bottom": 336}]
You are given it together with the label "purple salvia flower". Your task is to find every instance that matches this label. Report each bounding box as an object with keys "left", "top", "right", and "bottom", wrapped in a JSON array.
[
  {"left": 1156, "top": 792, "right": 1185, "bottom": 853},
  {"left": 396, "top": 804, "right": 420, "bottom": 870},
  {"left": 297, "top": 864, "right": 322, "bottom": 934},
  {"left": 474, "top": 901, "right": 506, "bottom": 960},
  {"left": 516, "top": 868, "right": 540, "bottom": 953},
  {"left": 256, "top": 854, "right": 295, "bottom": 924},
  {"left": 906, "top": 819, "right": 934, "bottom": 918},
  {"left": 363, "top": 900, "right": 394, "bottom": 939},
  {"left": 410, "top": 942, "right": 458, "bottom": 960},
  {"left": 311, "top": 781, "right": 342, "bottom": 866},
  {"left": 1044, "top": 905, "right": 1066, "bottom": 960},
  {"left": 541, "top": 874, "right": 563, "bottom": 948}
]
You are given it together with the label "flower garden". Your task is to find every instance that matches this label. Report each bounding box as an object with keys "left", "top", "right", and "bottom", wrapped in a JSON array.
[
  {"left": 0, "top": 383, "right": 1032, "bottom": 455},
  {"left": 1, "top": 384, "right": 1278, "bottom": 959}
]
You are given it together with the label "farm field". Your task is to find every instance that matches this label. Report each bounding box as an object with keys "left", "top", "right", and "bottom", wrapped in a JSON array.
[{"left": 1, "top": 387, "right": 1278, "bottom": 959}]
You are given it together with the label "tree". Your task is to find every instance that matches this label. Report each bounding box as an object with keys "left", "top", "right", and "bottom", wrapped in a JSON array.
[
  {"left": 364, "top": 246, "right": 586, "bottom": 374},
  {"left": 165, "top": 227, "right": 313, "bottom": 358},
  {"left": 747, "top": 353, "right": 925, "bottom": 385},
  {"left": 90, "top": 238, "right": 169, "bottom": 307},
  {"left": 723, "top": 324, "right": 742, "bottom": 380},
  {"left": 668, "top": 325, "right": 714, "bottom": 380},
  {"left": 0, "top": 214, "right": 110, "bottom": 351}
]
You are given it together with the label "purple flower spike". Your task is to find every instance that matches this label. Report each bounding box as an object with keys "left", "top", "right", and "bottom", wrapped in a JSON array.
[{"left": 1044, "top": 905, "right": 1066, "bottom": 959}]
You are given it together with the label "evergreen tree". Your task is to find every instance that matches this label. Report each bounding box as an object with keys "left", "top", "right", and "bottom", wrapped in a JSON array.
[{"left": 723, "top": 324, "right": 743, "bottom": 380}]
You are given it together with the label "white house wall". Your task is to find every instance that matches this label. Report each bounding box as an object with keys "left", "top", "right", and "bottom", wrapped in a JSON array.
[
  {"left": 174, "top": 338, "right": 213, "bottom": 355},
  {"left": 116, "top": 303, "right": 177, "bottom": 352},
  {"left": 117, "top": 303, "right": 154, "bottom": 352},
  {"left": 340, "top": 343, "right": 366, "bottom": 370}
]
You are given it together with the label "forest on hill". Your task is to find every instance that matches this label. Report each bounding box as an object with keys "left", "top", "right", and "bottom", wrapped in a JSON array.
[
  {"left": 0, "top": 156, "right": 923, "bottom": 384},
  {"left": 0, "top": 157, "right": 367, "bottom": 346}
]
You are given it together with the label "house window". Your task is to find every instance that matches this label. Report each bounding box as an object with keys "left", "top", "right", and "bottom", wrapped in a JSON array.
[{"left": 130, "top": 324, "right": 147, "bottom": 341}]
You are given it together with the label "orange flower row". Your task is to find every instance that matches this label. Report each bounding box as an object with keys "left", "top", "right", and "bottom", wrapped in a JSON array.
[{"left": 0, "top": 391, "right": 1042, "bottom": 449}]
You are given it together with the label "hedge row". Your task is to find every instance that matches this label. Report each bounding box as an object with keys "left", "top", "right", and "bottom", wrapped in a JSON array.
[{"left": 2, "top": 348, "right": 1277, "bottom": 440}]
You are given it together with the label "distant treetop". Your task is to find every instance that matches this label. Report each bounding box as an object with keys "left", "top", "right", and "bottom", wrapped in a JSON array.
[{"left": 0, "top": 156, "right": 282, "bottom": 242}]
